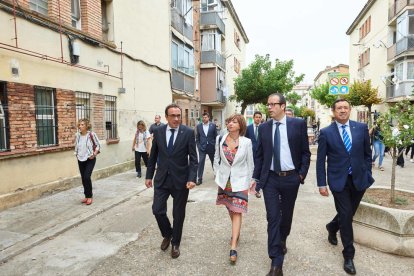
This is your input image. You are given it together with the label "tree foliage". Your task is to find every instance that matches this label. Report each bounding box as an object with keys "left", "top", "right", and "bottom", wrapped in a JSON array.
[
  {"left": 232, "top": 54, "right": 304, "bottom": 114},
  {"left": 310, "top": 82, "right": 337, "bottom": 108},
  {"left": 376, "top": 100, "right": 414, "bottom": 203},
  {"left": 286, "top": 92, "right": 301, "bottom": 106}
]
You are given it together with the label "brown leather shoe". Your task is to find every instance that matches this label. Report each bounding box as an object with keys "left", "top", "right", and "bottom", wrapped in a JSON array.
[
  {"left": 171, "top": 245, "right": 180, "bottom": 258},
  {"left": 267, "top": 266, "right": 283, "bottom": 276},
  {"left": 160, "top": 236, "right": 171, "bottom": 251}
]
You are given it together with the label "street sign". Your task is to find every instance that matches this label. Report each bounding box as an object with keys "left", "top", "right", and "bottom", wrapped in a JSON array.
[{"left": 329, "top": 73, "right": 350, "bottom": 95}]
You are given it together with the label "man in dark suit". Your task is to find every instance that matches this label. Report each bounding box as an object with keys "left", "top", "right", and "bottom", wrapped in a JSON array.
[
  {"left": 245, "top": 111, "right": 263, "bottom": 198},
  {"left": 145, "top": 103, "right": 198, "bottom": 259},
  {"left": 316, "top": 99, "right": 374, "bottom": 275},
  {"left": 253, "top": 93, "right": 311, "bottom": 276},
  {"left": 195, "top": 112, "right": 217, "bottom": 185}
]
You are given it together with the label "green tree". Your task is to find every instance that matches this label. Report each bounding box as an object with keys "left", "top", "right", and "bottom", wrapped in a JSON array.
[
  {"left": 346, "top": 80, "right": 382, "bottom": 127},
  {"left": 310, "top": 82, "right": 337, "bottom": 108},
  {"left": 376, "top": 100, "right": 414, "bottom": 203},
  {"left": 232, "top": 54, "right": 304, "bottom": 114},
  {"left": 300, "top": 107, "right": 315, "bottom": 120},
  {"left": 286, "top": 92, "right": 301, "bottom": 106}
]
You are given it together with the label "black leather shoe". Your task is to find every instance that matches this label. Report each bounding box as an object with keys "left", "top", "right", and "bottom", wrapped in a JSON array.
[
  {"left": 343, "top": 259, "right": 356, "bottom": 275},
  {"left": 171, "top": 245, "right": 180, "bottom": 258},
  {"left": 281, "top": 241, "right": 287, "bottom": 255},
  {"left": 267, "top": 266, "right": 283, "bottom": 276},
  {"left": 326, "top": 224, "right": 338, "bottom": 245},
  {"left": 160, "top": 236, "right": 171, "bottom": 251},
  {"left": 196, "top": 179, "right": 202, "bottom": 185}
]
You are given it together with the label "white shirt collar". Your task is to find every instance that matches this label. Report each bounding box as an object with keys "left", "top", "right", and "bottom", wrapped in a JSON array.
[
  {"left": 167, "top": 125, "right": 179, "bottom": 132},
  {"left": 335, "top": 120, "right": 350, "bottom": 128},
  {"left": 273, "top": 115, "right": 287, "bottom": 125}
]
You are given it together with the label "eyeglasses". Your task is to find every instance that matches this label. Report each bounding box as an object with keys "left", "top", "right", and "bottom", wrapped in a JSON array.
[
  {"left": 167, "top": 114, "right": 181, "bottom": 119},
  {"left": 267, "top": 102, "right": 282, "bottom": 107}
]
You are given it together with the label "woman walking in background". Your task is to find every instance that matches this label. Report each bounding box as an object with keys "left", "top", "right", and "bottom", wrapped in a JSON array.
[
  {"left": 370, "top": 123, "right": 385, "bottom": 171},
  {"left": 213, "top": 114, "right": 255, "bottom": 264},
  {"left": 74, "top": 119, "right": 100, "bottom": 205},
  {"left": 132, "top": 120, "right": 151, "bottom": 178}
]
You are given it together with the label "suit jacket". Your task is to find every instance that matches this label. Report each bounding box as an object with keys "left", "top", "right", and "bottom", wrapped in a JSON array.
[
  {"left": 213, "top": 134, "right": 254, "bottom": 192},
  {"left": 196, "top": 122, "right": 218, "bottom": 153},
  {"left": 245, "top": 123, "right": 259, "bottom": 157},
  {"left": 146, "top": 124, "right": 198, "bottom": 189},
  {"left": 316, "top": 120, "right": 374, "bottom": 192},
  {"left": 253, "top": 117, "right": 311, "bottom": 187}
]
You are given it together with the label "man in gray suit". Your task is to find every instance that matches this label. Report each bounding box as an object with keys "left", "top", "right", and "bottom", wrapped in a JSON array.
[
  {"left": 195, "top": 112, "right": 217, "bottom": 185},
  {"left": 145, "top": 103, "right": 198, "bottom": 259}
]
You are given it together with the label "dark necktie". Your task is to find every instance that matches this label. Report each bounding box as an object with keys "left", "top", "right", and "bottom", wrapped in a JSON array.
[
  {"left": 273, "top": 122, "right": 281, "bottom": 173},
  {"left": 341, "top": 125, "right": 352, "bottom": 174},
  {"left": 168, "top": 129, "right": 175, "bottom": 154}
]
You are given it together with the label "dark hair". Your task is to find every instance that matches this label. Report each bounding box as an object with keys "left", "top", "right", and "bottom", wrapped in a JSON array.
[
  {"left": 285, "top": 108, "right": 294, "bottom": 115},
  {"left": 164, "top": 103, "right": 182, "bottom": 116},
  {"left": 331, "top": 98, "right": 350, "bottom": 110},
  {"left": 202, "top": 112, "right": 210, "bottom": 118},
  {"left": 268, "top": 93, "right": 286, "bottom": 110},
  {"left": 227, "top": 114, "right": 247, "bottom": 136},
  {"left": 137, "top": 120, "right": 147, "bottom": 131},
  {"left": 253, "top": 111, "right": 262, "bottom": 117}
]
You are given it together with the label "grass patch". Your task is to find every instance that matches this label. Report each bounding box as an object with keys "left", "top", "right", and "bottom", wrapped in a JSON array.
[
  {"left": 362, "top": 196, "right": 378, "bottom": 205},
  {"left": 394, "top": 197, "right": 409, "bottom": 206}
]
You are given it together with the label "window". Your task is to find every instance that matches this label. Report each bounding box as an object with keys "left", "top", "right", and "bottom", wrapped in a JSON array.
[
  {"left": 407, "top": 62, "right": 414, "bottom": 80},
  {"left": 35, "top": 87, "right": 57, "bottom": 147},
  {"left": 183, "top": 0, "right": 193, "bottom": 26},
  {"left": 101, "top": 0, "right": 113, "bottom": 41},
  {"left": 71, "top": 0, "right": 81, "bottom": 29},
  {"left": 217, "top": 69, "right": 225, "bottom": 89},
  {"left": 76, "top": 92, "right": 91, "bottom": 121},
  {"left": 201, "top": 0, "right": 223, "bottom": 13},
  {"left": 358, "top": 48, "right": 370, "bottom": 69},
  {"left": 234, "top": 57, "right": 240, "bottom": 74},
  {"left": 172, "top": 42, "right": 178, "bottom": 69},
  {"left": 171, "top": 40, "right": 194, "bottom": 76},
  {"left": 396, "top": 62, "right": 404, "bottom": 80},
  {"left": 105, "top": 95, "right": 117, "bottom": 139},
  {"left": 201, "top": 30, "right": 221, "bottom": 51},
  {"left": 29, "top": 0, "right": 48, "bottom": 16},
  {"left": 234, "top": 30, "right": 240, "bottom": 49},
  {"left": 359, "top": 16, "right": 371, "bottom": 40},
  {"left": 0, "top": 82, "right": 9, "bottom": 151}
]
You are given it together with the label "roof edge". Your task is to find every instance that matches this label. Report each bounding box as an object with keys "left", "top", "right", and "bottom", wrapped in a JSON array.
[
  {"left": 223, "top": 0, "right": 249, "bottom": 43},
  {"left": 346, "top": 0, "right": 376, "bottom": 35}
]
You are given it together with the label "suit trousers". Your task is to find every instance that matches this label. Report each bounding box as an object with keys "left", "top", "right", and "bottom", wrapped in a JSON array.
[
  {"left": 263, "top": 171, "right": 300, "bottom": 267},
  {"left": 328, "top": 175, "right": 365, "bottom": 259},
  {"left": 152, "top": 175, "right": 189, "bottom": 247},
  {"left": 197, "top": 150, "right": 214, "bottom": 181},
  {"left": 77, "top": 158, "right": 96, "bottom": 198}
]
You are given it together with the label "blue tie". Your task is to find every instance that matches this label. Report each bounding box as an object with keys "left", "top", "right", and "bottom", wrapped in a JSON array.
[
  {"left": 273, "top": 122, "right": 281, "bottom": 173},
  {"left": 168, "top": 129, "right": 175, "bottom": 154},
  {"left": 341, "top": 125, "right": 352, "bottom": 174}
]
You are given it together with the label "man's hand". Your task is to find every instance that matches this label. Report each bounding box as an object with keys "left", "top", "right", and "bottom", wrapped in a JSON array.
[
  {"left": 319, "top": 187, "right": 329, "bottom": 197},
  {"left": 186, "top": 181, "right": 196, "bottom": 189},
  {"left": 145, "top": 179, "right": 153, "bottom": 188}
]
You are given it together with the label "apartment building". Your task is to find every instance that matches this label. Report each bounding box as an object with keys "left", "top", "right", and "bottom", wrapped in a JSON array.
[
  {"left": 199, "top": 0, "right": 248, "bottom": 127},
  {"left": 347, "top": 0, "right": 414, "bottom": 116},
  {"left": 0, "top": 0, "right": 171, "bottom": 209}
]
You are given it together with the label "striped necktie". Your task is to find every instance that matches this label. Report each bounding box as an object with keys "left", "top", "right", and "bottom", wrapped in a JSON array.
[{"left": 341, "top": 125, "right": 352, "bottom": 174}]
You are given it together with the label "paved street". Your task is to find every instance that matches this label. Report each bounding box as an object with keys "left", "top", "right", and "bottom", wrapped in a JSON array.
[{"left": 0, "top": 151, "right": 413, "bottom": 276}]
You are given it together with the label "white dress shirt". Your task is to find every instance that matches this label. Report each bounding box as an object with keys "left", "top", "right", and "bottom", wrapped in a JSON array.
[
  {"left": 335, "top": 120, "right": 353, "bottom": 143},
  {"left": 271, "top": 115, "right": 295, "bottom": 171},
  {"left": 166, "top": 125, "right": 178, "bottom": 145},
  {"left": 202, "top": 123, "right": 209, "bottom": 136}
]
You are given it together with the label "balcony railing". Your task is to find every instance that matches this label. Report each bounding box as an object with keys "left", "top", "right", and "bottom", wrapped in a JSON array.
[
  {"left": 200, "top": 11, "right": 225, "bottom": 34},
  {"left": 386, "top": 81, "right": 414, "bottom": 98},
  {"left": 172, "top": 69, "right": 195, "bottom": 94},
  {"left": 171, "top": 7, "right": 193, "bottom": 41},
  {"left": 387, "top": 35, "right": 414, "bottom": 60},
  {"left": 387, "top": 43, "right": 396, "bottom": 61},
  {"left": 201, "top": 50, "right": 226, "bottom": 69},
  {"left": 389, "top": 0, "right": 414, "bottom": 21},
  {"left": 216, "top": 89, "right": 225, "bottom": 103}
]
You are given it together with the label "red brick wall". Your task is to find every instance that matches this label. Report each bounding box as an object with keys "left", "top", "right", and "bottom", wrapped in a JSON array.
[
  {"left": 56, "top": 88, "right": 77, "bottom": 146},
  {"left": 80, "top": 0, "right": 102, "bottom": 40},
  {"left": 90, "top": 93, "right": 104, "bottom": 138},
  {"left": 49, "top": 0, "right": 72, "bottom": 26}
]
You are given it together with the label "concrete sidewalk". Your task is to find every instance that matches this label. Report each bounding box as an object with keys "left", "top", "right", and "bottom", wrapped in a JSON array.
[{"left": 0, "top": 152, "right": 413, "bottom": 275}]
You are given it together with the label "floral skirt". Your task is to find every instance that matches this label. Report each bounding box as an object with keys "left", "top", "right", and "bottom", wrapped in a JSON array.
[{"left": 216, "top": 180, "right": 248, "bottom": 213}]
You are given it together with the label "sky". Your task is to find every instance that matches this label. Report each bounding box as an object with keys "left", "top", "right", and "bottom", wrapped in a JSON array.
[{"left": 231, "top": 0, "right": 368, "bottom": 83}]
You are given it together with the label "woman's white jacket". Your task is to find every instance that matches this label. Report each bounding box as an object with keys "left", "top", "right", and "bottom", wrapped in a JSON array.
[{"left": 213, "top": 133, "right": 254, "bottom": 192}]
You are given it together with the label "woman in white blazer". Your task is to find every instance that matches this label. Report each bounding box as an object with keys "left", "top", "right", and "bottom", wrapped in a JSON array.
[{"left": 214, "top": 114, "right": 254, "bottom": 264}]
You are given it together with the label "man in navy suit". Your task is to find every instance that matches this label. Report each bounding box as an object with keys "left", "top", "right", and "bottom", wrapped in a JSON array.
[
  {"left": 195, "top": 112, "right": 218, "bottom": 185},
  {"left": 145, "top": 103, "right": 198, "bottom": 259},
  {"left": 253, "top": 93, "right": 311, "bottom": 276},
  {"left": 316, "top": 99, "right": 374, "bottom": 275},
  {"left": 245, "top": 111, "right": 263, "bottom": 198}
]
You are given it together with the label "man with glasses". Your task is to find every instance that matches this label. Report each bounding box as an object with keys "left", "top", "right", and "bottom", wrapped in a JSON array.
[
  {"left": 253, "top": 93, "right": 311, "bottom": 276},
  {"left": 145, "top": 103, "right": 198, "bottom": 259}
]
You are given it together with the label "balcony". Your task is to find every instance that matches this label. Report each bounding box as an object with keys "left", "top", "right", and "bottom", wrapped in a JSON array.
[
  {"left": 171, "top": 7, "right": 193, "bottom": 41},
  {"left": 386, "top": 81, "right": 414, "bottom": 99},
  {"left": 201, "top": 50, "right": 226, "bottom": 69},
  {"left": 171, "top": 69, "right": 195, "bottom": 95},
  {"left": 387, "top": 36, "right": 414, "bottom": 61},
  {"left": 388, "top": 0, "right": 414, "bottom": 21},
  {"left": 216, "top": 89, "right": 225, "bottom": 103},
  {"left": 200, "top": 11, "right": 225, "bottom": 34}
]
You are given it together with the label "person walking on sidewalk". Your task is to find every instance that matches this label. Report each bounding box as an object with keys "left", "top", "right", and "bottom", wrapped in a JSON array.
[
  {"left": 370, "top": 123, "right": 385, "bottom": 171},
  {"left": 74, "top": 119, "right": 101, "bottom": 206},
  {"left": 253, "top": 93, "right": 311, "bottom": 276},
  {"left": 149, "top": 115, "right": 164, "bottom": 135},
  {"left": 145, "top": 103, "right": 198, "bottom": 259},
  {"left": 195, "top": 112, "right": 218, "bottom": 185},
  {"left": 214, "top": 114, "right": 254, "bottom": 264},
  {"left": 245, "top": 111, "right": 263, "bottom": 198},
  {"left": 132, "top": 120, "right": 151, "bottom": 178},
  {"left": 316, "top": 99, "right": 375, "bottom": 275}
]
